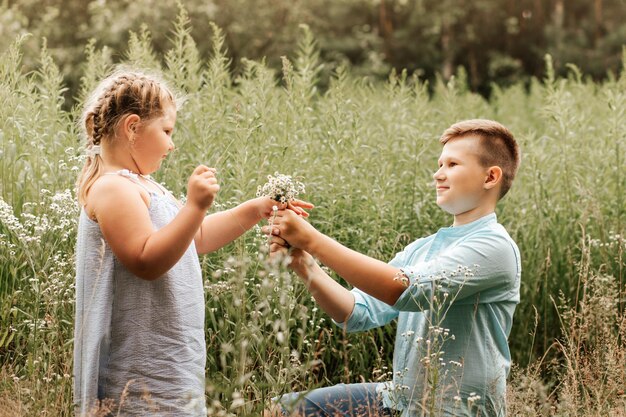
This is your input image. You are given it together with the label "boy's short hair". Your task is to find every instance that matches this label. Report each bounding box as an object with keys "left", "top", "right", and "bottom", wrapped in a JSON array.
[{"left": 440, "top": 119, "right": 521, "bottom": 199}]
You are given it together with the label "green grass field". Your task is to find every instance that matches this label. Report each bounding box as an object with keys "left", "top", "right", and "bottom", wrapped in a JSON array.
[{"left": 0, "top": 14, "right": 624, "bottom": 417}]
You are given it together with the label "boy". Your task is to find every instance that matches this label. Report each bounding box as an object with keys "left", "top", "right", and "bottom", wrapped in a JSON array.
[{"left": 264, "top": 119, "right": 522, "bottom": 416}]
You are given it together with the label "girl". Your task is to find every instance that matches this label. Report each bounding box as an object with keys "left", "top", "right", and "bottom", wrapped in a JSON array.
[{"left": 73, "top": 70, "right": 311, "bottom": 416}]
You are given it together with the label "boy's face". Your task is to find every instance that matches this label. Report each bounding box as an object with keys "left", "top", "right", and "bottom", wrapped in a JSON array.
[{"left": 433, "top": 135, "right": 492, "bottom": 215}]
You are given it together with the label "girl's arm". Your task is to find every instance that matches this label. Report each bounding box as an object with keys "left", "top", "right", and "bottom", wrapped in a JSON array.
[
  {"left": 91, "top": 166, "right": 218, "bottom": 281},
  {"left": 193, "top": 198, "right": 263, "bottom": 254},
  {"left": 194, "top": 197, "right": 314, "bottom": 254}
]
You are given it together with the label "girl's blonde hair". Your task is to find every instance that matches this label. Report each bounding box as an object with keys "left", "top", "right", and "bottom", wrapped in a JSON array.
[{"left": 76, "top": 70, "right": 177, "bottom": 206}]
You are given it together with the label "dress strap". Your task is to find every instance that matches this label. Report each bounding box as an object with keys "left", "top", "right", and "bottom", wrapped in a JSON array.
[
  {"left": 103, "top": 169, "right": 154, "bottom": 195},
  {"left": 142, "top": 175, "right": 177, "bottom": 202}
]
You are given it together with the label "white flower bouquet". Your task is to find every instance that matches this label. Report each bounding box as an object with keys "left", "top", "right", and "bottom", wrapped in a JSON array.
[
  {"left": 256, "top": 172, "right": 305, "bottom": 204},
  {"left": 256, "top": 172, "right": 306, "bottom": 249}
]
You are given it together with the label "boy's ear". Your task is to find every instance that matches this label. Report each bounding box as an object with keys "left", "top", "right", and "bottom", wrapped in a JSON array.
[{"left": 484, "top": 166, "right": 503, "bottom": 190}]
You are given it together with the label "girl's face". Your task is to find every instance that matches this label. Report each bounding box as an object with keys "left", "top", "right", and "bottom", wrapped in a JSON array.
[{"left": 131, "top": 101, "right": 176, "bottom": 175}]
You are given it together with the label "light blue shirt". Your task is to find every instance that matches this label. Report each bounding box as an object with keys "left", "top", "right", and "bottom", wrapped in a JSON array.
[{"left": 335, "top": 212, "right": 521, "bottom": 416}]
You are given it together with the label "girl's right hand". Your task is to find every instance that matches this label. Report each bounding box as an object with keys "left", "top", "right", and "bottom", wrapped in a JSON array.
[{"left": 187, "top": 165, "right": 220, "bottom": 210}]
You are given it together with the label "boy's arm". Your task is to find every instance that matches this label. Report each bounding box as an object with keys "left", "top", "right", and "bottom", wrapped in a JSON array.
[
  {"left": 308, "top": 234, "right": 406, "bottom": 305},
  {"left": 268, "top": 210, "right": 406, "bottom": 306},
  {"left": 271, "top": 244, "right": 400, "bottom": 329},
  {"left": 283, "top": 248, "right": 355, "bottom": 323},
  {"left": 268, "top": 210, "right": 520, "bottom": 309},
  {"left": 392, "top": 233, "right": 521, "bottom": 311}
]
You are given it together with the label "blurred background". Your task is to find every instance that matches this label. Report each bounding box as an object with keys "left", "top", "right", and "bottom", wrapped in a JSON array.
[{"left": 2, "top": 0, "right": 626, "bottom": 104}]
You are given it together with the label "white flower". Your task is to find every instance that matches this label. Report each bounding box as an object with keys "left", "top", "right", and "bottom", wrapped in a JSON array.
[
  {"left": 230, "top": 391, "right": 245, "bottom": 409},
  {"left": 256, "top": 172, "right": 305, "bottom": 204}
]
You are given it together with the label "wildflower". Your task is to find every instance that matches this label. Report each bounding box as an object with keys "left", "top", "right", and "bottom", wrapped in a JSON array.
[
  {"left": 230, "top": 391, "right": 245, "bottom": 409},
  {"left": 256, "top": 172, "right": 305, "bottom": 204},
  {"left": 257, "top": 173, "right": 305, "bottom": 253},
  {"left": 394, "top": 270, "right": 410, "bottom": 287},
  {"left": 468, "top": 392, "right": 482, "bottom": 406}
]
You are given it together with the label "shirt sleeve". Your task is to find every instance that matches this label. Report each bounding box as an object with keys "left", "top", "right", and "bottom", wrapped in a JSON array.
[
  {"left": 392, "top": 232, "right": 520, "bottom": 312},
  {"left": 332, "top": 240, "right": 420, "bottom": 332}
]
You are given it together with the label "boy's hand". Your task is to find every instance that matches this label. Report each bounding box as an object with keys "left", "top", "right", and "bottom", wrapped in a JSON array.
[
  {"left": 262, "top": 209, "right": 318, "bottom": 251},
  {"left": 269, "top": 236, "right": 315, "bottom": 277},
  {"left": 254, "top": 197, "right": 315, "bottom": 220},
  {"left": 187, "top": 165, "right": 220, "bottom": 210}
]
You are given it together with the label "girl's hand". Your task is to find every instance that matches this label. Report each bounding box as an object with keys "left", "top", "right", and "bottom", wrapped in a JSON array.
[
  {"left": 287, "top": 199, "right": 315, "bottom": 218},
  {"left": 254, "top": 197, "right": 314, "bottom": 219},
  {"left": 255, "top": 197, "right": 287, "bottom": 219},
  {"left": 187, "top": 165, "right": 220, "bottom": 211}
]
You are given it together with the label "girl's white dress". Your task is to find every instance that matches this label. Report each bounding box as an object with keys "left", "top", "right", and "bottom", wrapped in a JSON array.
[{"left": 73, "top": 170, "right": 206, "bottom": 416}]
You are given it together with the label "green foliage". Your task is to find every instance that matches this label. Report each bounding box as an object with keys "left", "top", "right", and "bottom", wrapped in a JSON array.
[
  {"left": 125, "top": 25, "right": 159, "bottom": 72},
  {"left": 2, "top": 0, "right": 625, "bottom": 105},
  {"left": 165, "top": 2, "right": 203, "bottom": 94},
  {"left": 77, "top": 39, "right": 113, "bottom": 106}
]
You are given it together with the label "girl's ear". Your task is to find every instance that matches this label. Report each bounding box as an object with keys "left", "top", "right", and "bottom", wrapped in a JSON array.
[
  {"left": 484, "top": 166, "right": 503, "bottom": 190},
  {"left": 121, "top": 114, "right": 141, "bottom": 138}
]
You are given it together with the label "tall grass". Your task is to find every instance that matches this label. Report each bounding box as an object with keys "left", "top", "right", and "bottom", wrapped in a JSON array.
[{"left": 0, "top": 6, "right": 624, "bottom": 416}]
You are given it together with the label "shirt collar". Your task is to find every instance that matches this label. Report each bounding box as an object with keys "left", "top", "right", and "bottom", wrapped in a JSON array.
[{"left": 437, "top": 212, "right": 497, "bottom": 236}]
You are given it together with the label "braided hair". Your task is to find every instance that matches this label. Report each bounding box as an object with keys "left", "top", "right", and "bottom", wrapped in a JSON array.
[{"left": 77, "top": 70, "right": 177, "bottom": 206}]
